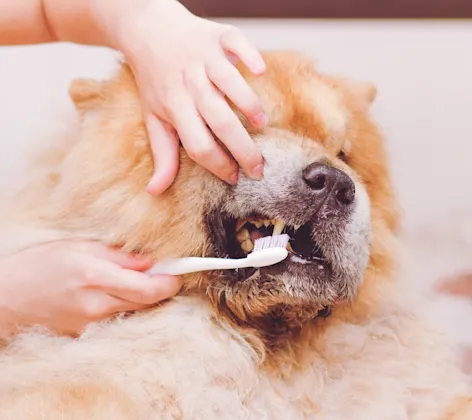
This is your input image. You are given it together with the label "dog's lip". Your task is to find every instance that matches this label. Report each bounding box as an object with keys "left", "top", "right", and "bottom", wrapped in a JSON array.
[
  {"left": 259, "top": 251, "right": 333, "bottom": 275},
  {"left": 235, "top": 253, "right": 331, "bottom": 282}
]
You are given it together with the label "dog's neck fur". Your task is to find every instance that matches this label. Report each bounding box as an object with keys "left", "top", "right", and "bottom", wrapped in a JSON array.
[{"left": 197, "top": 257, "right": 394, "bottom": 370}]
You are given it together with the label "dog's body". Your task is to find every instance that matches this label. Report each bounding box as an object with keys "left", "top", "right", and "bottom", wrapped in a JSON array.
[{"left": 0, "top": 51, "right": 470, "bottom": 419}]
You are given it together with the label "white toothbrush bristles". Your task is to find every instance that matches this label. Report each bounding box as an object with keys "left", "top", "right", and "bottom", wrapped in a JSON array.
[{"left": 253, "top": 234, "right": 290, "bottom": 252}]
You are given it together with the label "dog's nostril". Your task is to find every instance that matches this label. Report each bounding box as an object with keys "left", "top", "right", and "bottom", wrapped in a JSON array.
[
  {"left": 336, "top": 185, "right": 355, "bottom": 205},
  {"left": 304, "top": 162, "right": 356, "bottom": 208},
  {"left": 303, "top": 162, "right": 330, "bottom": 190},
  {"left": 309, "top": 173, "right": 326, "bottom": 190}
]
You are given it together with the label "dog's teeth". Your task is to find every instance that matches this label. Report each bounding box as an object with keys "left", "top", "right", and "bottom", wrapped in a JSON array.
[
  {"left": 235, "top": 219, "right": 246, "bottom": 232},
  {"left": 287, "top": 242, "right": 294, "bottom": 252},
  {"left": 263, "top": 220, "right": 270, "bottom": 227},
  {"left": 253, "top": 221, "right": 263, "bottom": 228},
  {"left": 241, "top": 239, "right": 254, "bottom": 253},
  {"left": 294, "top": 224, "right": 301, "bottom": 231},
  {"left": 273, "top": 219, "right": 286, "bottom": 235},
  {"left": 236, "top": 229, "right": 250, "bottom": 243}
]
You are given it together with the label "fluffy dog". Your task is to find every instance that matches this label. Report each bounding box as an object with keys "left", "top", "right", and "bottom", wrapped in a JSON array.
[{"left": 0, "top": 51, "right": 470, "bottom": 419}]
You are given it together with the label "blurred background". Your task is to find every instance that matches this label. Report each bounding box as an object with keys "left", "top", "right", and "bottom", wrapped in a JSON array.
[{"left": 0, "top": 1, "right": 471, "bottom": 356}]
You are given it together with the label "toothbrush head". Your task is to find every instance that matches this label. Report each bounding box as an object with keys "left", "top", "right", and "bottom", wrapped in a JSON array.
[
  {"left": 253, "top": 234, "right": 290, "bottom": 252},
  {"left": 247, "top": 234, "right": 290, "bottom": 268}
]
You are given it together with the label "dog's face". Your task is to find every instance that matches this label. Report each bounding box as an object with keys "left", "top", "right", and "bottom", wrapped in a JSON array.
[
  {"left": 205, "top": 128, "right": 374, "bottom": 324},
  {"left": 65, "top": 51, "right": 398, "bottom": 331}
]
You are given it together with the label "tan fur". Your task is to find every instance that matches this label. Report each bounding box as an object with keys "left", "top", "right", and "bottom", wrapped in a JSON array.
[{"left": 0, "top": 51, "right": 470, "bottom": 419}]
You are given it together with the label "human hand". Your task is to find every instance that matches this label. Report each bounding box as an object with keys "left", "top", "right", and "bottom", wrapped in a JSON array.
[
  {"left": 97, "top": 0, "right": 268, "bottom": 194},
  {"left": 0, "top": 240, "right": 181, "bottom": 338}
]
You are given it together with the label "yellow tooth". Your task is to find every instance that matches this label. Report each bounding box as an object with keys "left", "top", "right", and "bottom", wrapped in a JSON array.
[
  {"left": 273, "top": 219, "right": 286, "bottom": 235},
  {"left": 241, "top": 239, "right": 254, "bottom": 253},
  {"left": 236, "top": 229, "right": 250, "bottom": 243},
  {"left": 294, "top": 224, "right": 301, "bottom": 231},
  {"left": 263, "top": 220, "right": 270, "bottom": 227},
  {"left": 287, "top": 242, "right": 294, "bottom": 252},
  {"left": 235, "top": 219, "right": 246, "bottom": 232},
  {"left": 253, "top": 221, "right": 263, "bottom": 228}
]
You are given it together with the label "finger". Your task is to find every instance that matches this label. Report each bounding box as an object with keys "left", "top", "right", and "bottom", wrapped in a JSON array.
[
  {"left": 225, "top": 52, "right": 239, "bottom": 66},
  {"left": 145, "top": 113, "right": 181, "bottom": 196},
  {"left": 77, "top": 292, "right": 153, "bottom": 322},
  {"left": 219, "top": 27, "right": 266, "bottom": 75},
  {"left": 168, "top": 93, "right": 239, "bottom": 184},
  {"left": 94, "top": 266, "right": 182, "bottom": 305},
  {"left": 192, "top": 75, "right": 264, "bottom": 179},
  {"left": 69, "top": 241, "right": 154, "bottom": 271},
  {"left": 206, "top": 58, "right": 268, "bottom": 128}
]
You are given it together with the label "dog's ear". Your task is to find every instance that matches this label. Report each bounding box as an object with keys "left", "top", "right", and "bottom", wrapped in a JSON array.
[
  {"left": 329, "top": 76, "right": 377, "bottom": 108},
  {"left": 350, "top": 81, "right": 377, "bottom": 106},
  {"left": 68, "top": 78, "right": 104, "bottom": 117}
]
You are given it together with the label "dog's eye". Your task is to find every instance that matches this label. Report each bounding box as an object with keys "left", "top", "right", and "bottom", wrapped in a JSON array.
[{"left": 337, "top": 149, "right": 348, "bottom": 163}]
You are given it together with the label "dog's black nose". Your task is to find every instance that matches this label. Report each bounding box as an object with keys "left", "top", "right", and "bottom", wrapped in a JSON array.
[{"left": 302, "top": 162, "right": 355, "bottom": 207}]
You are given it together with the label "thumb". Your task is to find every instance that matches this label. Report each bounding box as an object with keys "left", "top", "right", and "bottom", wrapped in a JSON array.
[{"left": 145, "top": 113, "right": 180, "bottom": 196}]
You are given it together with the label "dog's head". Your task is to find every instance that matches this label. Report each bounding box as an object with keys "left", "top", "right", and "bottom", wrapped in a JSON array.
[{"left": 61, "top": 51, "right": 398, "bottom": 333}]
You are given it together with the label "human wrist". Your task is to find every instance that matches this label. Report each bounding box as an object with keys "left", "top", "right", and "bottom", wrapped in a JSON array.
[
  {"left": 41, "top": 0, "right": 131, "bottom": 48},
  {"left": 107, "top": 0, "right": 195, "bottom": 58}
]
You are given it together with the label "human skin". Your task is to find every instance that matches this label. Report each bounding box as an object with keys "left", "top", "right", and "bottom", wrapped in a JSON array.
[{"left": 0, "top": 0, "right": 267, "bottom": 337}]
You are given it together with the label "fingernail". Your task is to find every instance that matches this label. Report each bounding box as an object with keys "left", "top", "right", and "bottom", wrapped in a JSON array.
[
  {"left": 251, "top": 163, "right": 264, "bottom": 180},
  {"left": 226, "top": 53, "right": 239, "bottom": 66},
  {"left": 252, "top": 112, "right": 268, "bottom": 128},
  {"left": 228, "top": 171, "right": 239, "bottom": 185}
]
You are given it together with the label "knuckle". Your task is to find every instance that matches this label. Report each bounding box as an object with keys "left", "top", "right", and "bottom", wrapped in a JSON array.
[
  {"left": 222, "top": 25, "right": 241, "bottom": 39},
  {"left": 211, "top": 117, "right": 234, "bottom": 137},
  {"left": 238, "top": 148, "right": 262, "bottom": 169},
  {"left": 244, "top": 96, "right": 263, "bottom": 116},
  {"left": 187, "top": 142, "right": 215, "bottom": 161},
  {"left": 138, "top": 286, "right": 161, "bottom": 304},
  {"left": 182, "top": 68, "right": 203, "bottom": 95},
  {"left": 82, "top": 268, "right": 99, "bottom": 286},
  {"left": 210, "top": 66, "right": 232, "bottom": 87},
  {"left": 82, "top": 299, "right": 108, "bottom": 319},
  {"left": 159, "top": 82, "right": 175, "bottom": 105},
  {"left": 245, "top": 147, "right": 263, "bottom": 164},
  {"left": 182, "top": 68, "right": 194, "bottom": 89}
]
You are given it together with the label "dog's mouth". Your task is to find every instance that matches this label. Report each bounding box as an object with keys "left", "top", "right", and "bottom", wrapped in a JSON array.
[
  {"left": 219, "top": 212, "right": 333, "bottom": 318},
  {"left": 223, "top": 212, "right": 330, "bottom": 275}
]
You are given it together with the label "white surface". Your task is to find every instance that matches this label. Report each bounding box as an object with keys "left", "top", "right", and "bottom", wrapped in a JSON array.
[{"left": 1, "top": 19, "right": 471, "bottom": 345}]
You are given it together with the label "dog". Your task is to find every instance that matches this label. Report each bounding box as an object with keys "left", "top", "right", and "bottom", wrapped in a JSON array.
[{"left": 0, "top": 51, "right": 470, "bottom": 419}]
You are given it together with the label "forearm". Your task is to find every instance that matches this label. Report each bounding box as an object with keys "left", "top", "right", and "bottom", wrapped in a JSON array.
[
  {"left": 0, "top": 0, "right": 129, "bottom": 48},
  {"left": 0, "top": 0, "right": 188, "bottom": 50},
  {"left": 0, "top": 0, "right": 55, "bottom": 45}
]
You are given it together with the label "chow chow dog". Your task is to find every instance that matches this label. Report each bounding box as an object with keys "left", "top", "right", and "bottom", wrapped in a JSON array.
[{"left": 0, "top": 51, "right": 470, "bottom": 419}]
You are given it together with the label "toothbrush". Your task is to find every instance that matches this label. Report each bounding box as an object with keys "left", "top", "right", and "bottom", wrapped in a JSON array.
[{"left": 147, "top": 234, "right": 290, "bottom": 276}]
